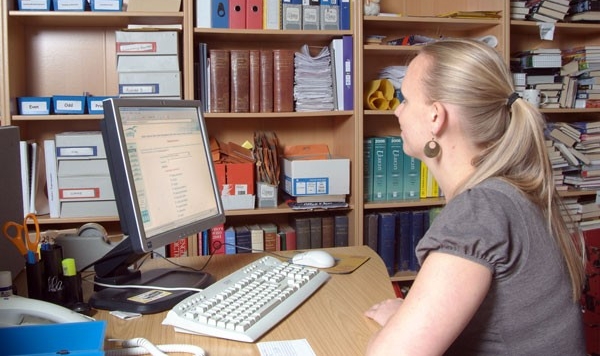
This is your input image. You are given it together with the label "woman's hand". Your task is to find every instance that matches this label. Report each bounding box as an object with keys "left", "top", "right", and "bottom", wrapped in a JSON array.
[{"left": 364, "top": 298, "right": 404, "bottom": 326}]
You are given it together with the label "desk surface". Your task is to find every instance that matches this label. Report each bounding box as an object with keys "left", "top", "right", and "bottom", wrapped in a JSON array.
[{"left": 91, "top": 246, "right": 394, "bottom": 355}]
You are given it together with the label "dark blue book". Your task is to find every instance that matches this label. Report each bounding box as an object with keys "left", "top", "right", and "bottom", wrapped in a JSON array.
[
  {"left": 334, "top": 214, "right": 349, "bottom": 247},
  {"left": 234, "top": 225, "right": 252, "bottom": 253},
  {"left": 409, "top": 210, "right": 427, "bottom": 271},
  {"left": 364, "top": 213, "right": 379, "bottom": 252},
  {"left": 339, "top": 0, "right": 351, "bottom": 30},
  {"left": 293, "top": 217, "right": 311, "bottom": 250},
  {"left": 377, "top": 212, "right": 396, "bottom": 276},
  {"left": 342, "top": 35, "right": 353, "bottom": 110},
  {"left": 309, "top": 217, "right": 323, "bottom": 248},
  {"left": 395, "top": 211, "right": 412, "bottom": 271}
]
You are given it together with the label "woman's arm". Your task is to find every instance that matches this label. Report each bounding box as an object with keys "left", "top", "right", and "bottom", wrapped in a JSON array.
[{"left": 365, "top": 252, "right": 492, "bottom": 356}]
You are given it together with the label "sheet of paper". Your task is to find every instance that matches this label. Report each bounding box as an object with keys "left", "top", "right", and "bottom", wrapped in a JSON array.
[{"left": 257, "top": 339, "right": 317, "bottom": 356}]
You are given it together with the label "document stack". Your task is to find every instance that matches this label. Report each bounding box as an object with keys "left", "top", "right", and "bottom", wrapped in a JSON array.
[
  {"left": 115, "top": 30, "right": 182, "bottom": 99},
  {"left": 55, "top": 131, "right": 118, "bottom": 218},
  {"left": 293, "top": 44, "right": 335, "bottom": 112}
]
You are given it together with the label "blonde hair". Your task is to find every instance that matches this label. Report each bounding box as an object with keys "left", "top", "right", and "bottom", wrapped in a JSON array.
[{"left": 418, "top": 38, "right": 585, "bottom": 301}]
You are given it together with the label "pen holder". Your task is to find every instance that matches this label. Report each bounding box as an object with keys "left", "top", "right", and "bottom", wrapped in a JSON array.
[
  {"left": 25, "top": 261, "right": 45, "bottom": 300},
  {"left": 41, "top": 245, "right": 65, "bottom": 305},
  {"left": 61, "top": 258, "right": 83, "bottom": 308}
]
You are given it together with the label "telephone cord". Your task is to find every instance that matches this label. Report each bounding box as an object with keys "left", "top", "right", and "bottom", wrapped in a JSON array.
[{"left": 106, "top": 338, "right": 206, "bottom": 356}]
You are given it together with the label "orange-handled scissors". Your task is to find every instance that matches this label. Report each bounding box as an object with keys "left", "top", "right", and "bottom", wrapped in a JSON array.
[{"left": 2, "top": 213, "right": 41, "bottom": 256}]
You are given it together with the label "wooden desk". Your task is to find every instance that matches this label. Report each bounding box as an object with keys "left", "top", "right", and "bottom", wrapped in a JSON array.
[{"left": 93, "top": 245, "right": 394, "bottom": 355}]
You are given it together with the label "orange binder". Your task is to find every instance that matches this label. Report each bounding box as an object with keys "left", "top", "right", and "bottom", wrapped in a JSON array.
[
  {"left": 246, "top": 0, "right": 263, "bottom": 29},
  {"left": 229, "top": 0, "right": 246, "bottom": 29}
]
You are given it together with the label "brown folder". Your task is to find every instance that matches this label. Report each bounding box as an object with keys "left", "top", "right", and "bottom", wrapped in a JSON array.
[
  {"left": 209, "top": 49, "right": 231, "bottom": 113},
  {"left": 230, "top": 49, "right": 250, "bottom": 113},
  {"left": 273, "top": 49, "right": 295, "bottom": 112}
]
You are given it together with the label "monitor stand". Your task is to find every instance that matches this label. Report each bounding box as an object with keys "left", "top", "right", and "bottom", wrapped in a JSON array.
[{"left": 89, "top": 269, "right": 213, "bottom": 314}]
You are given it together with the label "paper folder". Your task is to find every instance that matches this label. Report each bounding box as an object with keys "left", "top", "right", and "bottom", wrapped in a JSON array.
[
  {"left": 246, "top": 0, "right": 263, "bottom": 28},
  {"left": 229, "top": 0, "right": 246, "bottom": 28}
]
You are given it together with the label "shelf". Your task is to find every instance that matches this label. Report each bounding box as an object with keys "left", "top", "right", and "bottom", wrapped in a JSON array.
[
  {"left": 364, "top": 15, "right": 502, "bottom": 31},
  {"left": 364, "top": 197, "right": 446, "bottom": 210},
  {"left": 11, "top": 114, "right": 104, "bottom": 121},
  {"left": 7, "top": 10, "right": 184, "bottom": 27},
  {"left": 364, "top": 110, "right": 397, "bottom": 116},
  {"left": 363, "top": 44, "right": 419, "bottom": 54},
  {"left": 390, "top": 270, "right": 417, "bottom": 283},
  {"left": 194, "top": 28, "right": 352, "bottom": 43},
  {"left": 205, "top": 111, "right": 354, "bottom": 119},
  {"left": 510, "top": 20, "right": 600, "bottom": 37}
]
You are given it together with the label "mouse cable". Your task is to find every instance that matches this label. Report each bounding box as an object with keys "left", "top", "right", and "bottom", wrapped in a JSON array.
[{"left": 105, "top": 337, "right": 206, "bottom": 356}]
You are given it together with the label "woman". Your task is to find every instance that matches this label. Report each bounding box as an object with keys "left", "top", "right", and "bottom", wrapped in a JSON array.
[{"left": 364, "top": 39, "right": 586, "bottom": 355}]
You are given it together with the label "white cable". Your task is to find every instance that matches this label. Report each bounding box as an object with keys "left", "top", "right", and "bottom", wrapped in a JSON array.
[
  {"left": 106, "top": 338, "right": 206, "bottom": 356},
  {"left": 93, "top": 281, "right": 204, "bottom": 293}
]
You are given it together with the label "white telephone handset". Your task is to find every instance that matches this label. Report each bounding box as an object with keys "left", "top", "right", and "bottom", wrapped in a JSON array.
[{"left": 0, "top": 295, "right": 94, "bottom": 326}]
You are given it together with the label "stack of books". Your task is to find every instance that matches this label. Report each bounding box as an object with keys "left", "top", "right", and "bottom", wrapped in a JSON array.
[
  {"left": 511, "top": 48, "right": 563, "bottom": 107},
  {"left": 565, "top": 0, "right": 600, "bottom": 22},
  {"left": 527, "top": 0, "right": 571, "bottom": 23},
  {"left": 561, "top": 45, "right": 600, "bottom": 108}
]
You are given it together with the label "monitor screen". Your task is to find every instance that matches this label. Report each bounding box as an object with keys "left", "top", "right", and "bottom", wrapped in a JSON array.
[{"left": 90, "top": 98, "right": 225, "bottom": 314}]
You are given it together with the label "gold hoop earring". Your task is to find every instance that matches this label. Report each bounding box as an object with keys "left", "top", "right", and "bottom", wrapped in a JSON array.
[{"left": 424, "top": 138, "right": 441, "bottom": 158}]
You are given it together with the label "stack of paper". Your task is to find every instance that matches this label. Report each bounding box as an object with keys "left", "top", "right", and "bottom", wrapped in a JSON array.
[{"left": 293, "top": 44, "right": 335, "bottom": 112}]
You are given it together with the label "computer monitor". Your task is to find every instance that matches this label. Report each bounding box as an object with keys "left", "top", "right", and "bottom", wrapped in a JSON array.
[{"left": 89, "top": 98, "right": 225, "bottom": 314}]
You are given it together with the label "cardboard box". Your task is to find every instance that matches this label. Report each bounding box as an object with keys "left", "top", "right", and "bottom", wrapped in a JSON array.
[
  {"left": 126, "top": 0, "right": 181, "bottom": 12},
  {"left": 257, "top": 182, "right": 278, "bottom": 208},
  {"left": 283, "top": 157, "right": 349, "bottom": 196},
  {"left": 53, "top": 0, "right": 85, "bottom": 10},
  {"left": 60, "top": 200, "right": 118, "bottom": 218},
  {"left": 115, "top": 31, "right": 179, "bottom": 55},
  {"left": 58, "top": 175, "right": 115, "bottom": 201},
  {"left": 52, "top": 95, "right": 86, "bottom": 114},
  {"left": 17, "top": 97, "right": 52, "bottom": 115},
  {"left": 17, "top": 0, "right": 51, "bottom": 10},
  {"left": 118, "top": 71, "right": 182, "bottom": 97},
  {"left": 55, "top": 131, "right": 107, "bottom": 160},
  {"left": 91, "top": 0, "right": 122, "bottom": 11},
  {"left": 117, "top": 55, "right": 180, "bottom": 72}
]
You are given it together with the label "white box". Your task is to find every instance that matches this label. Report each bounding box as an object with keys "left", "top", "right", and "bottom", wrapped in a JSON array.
[
  {"left": 118, "top": 71, "right": 182, "bottom": 97},
  {"left": 283, "top": 157, "right": 350, "bottom": 196},
  {"left": 58, "top": 159, "right": 110, "bottom": 177},
  {"left": 55, "top": 131, "right": 106, "bottom": 160},
  {"left": 117, "top": 55, "right": 180, "bottom": 72},
  {"left": 115, "top": 31, "right": 179, "bottom": 55},
  {"left": 60, "top": 200, "right": 118, "bottom": 218},
  {"left": 58, "top": 175, "right": 115, "bottom": 201},
  {"left": 221, "top": 194, "right": 255, "bottom": 210}
]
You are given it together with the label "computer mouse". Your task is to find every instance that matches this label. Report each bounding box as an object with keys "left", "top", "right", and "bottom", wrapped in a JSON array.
[{"left": 292, "top": 250, "right": 335, "bottom": 268}]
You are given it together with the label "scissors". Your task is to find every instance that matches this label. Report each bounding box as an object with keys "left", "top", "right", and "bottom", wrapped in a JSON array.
[{"left": 2, "top": 213, "right": 41, "bottom": 256}]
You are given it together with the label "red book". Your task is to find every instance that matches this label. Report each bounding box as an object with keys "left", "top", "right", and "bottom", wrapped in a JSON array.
[
  {"left": 209, "top": 224, "right": 226, "bottom": 254},
  {"left": 168, "top": 238, "right": 188, "bottom": 257}
]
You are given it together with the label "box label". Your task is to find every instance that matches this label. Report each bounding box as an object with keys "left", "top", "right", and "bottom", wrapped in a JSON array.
[
  {"left": 291, "top": 177, "right": 329, "bottom": 195},
  {"left": 20, "top": 100, "right": 49, "bottom": 114},
  {"left": 119, "top": 83, "right": 159, "bottom": 94},
  {"left": 19, "top": 0, "right": 50, "bottom": 10},
  {"left": 55, "top": 99, "right": 83, "bottom": 111},
  {"left": 59, "top": 188, "right": 100, "bottom": 199}
]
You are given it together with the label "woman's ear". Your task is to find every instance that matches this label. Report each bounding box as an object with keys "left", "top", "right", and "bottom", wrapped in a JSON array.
[{"left": 431, "top": 102, "right": 446, "bottom": 136}]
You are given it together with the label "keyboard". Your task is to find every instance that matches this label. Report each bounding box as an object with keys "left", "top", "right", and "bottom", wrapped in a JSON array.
[{"left": 161, "top": 255, "right": 330, "bottom": 342}]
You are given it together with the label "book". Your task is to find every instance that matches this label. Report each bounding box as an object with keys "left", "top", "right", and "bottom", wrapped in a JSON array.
[
  {"left": 372, "top": 136, "right": 387, "bottom": 201},
  {"left": 249, "top": 49, "right": 260, "bottom": 113},
  {"left": 234, "top": 225, "right": 252, "bottom": 253},
  {"left": 197, "top": 42, "right": 209, "bottom": 112},
  {"left": 363, "top": 137, "right": 374, "bottom": 202},
  {"left": 168, "top": 238, "right": 189, "bottom": 257},
  {"left": 364, "top": 213, "right": 379, "bottom": 252},
  {"left": 230, "top": 49, "right": 250, "bottom": 113},
  {"left": 247, "top": 224, "right": 265, "bottom": 252},
  {"left": 273, "top": 49, "right": 295, "bottom": 112},
  {"left": 260, "top": 223, "right": 279, "bottom": 251},
  {"left": 44, "top": 139, "right": 60, "bottom": 218},
  {"left": 386, "top": 136, "right": 404, "bottom": 200},
  {"left": 224, "top": 226, "right": 237, "bottom": 254},
  {"left": 209, "top": 224, "right": 225, "bottom": 254},
  {"left": 403, "top": 155, "right": 421, "bottom": 200},
  {"left": 329, "top": 37, "right": 344, "bottom": 110},
  {"left": 321, "top": 216, "right": 334, "bottom": 248},
  {"left": 377, "top": 212, "right": 396, "bottom": 275},
  {"left": 409, "top": 210, "right": 426, "bottom": 271},
  {"left": 278, "top": 223, "right": 297, "bottom": 251},
  {"left": 259, "top": 49, "right": 274, "bottom": 112},
  {"left": 292, "top": 217, "right": 311, "bottom": 249},
  {"left": 395, "top": 211, "right": 412, "bottom": 271},
  {"left": 263, "top": 0, "right": 281, "bottom": 29},
  {"left": 565, "top": 11, "right": 600, "bottom": 22},
  {"left": 309, "top": 216, "right": 322, "bottom": 248},
  {"left": 333, "top": 214, "right": 349, "bottom": 247},
  {"left": 295, "top": 194, "right": 346, "bottom": 203},
  {"left": 209, "top": 49, "right": 231, "bottom": 113}
]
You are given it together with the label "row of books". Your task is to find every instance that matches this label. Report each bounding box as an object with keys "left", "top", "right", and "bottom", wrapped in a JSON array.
[
  {"left": 565, "top": 0, "right": 600, "bottom": 22},
  {"left": 165, "top": 214, "right": 349, "bottom": 257},
  {"left": 195, "top": 0, "right": 351, "bottom": 31},
  {"left": 364, "top": 136, "right": 441, "bottom": 203},
  {"left": 510, "top": 0, "right": 571, "bottom": 22},
  {"left": 364, "top": 207, "right": 442, "bottom": 276},
  {"left": 196, "top": 37, "right": 353, "bottom": 114}
]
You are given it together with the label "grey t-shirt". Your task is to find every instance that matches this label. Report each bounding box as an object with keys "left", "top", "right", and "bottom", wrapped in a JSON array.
[{"left": 416, "top": 178, "right": 585, "bottom": 355}]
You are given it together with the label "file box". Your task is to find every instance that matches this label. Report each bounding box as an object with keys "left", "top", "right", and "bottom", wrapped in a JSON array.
[
  {"left": 17, "top": 97, "right": 52, "bottom": 115},
  {"left": 52, "top": 95, "right": 86, "bottom": 114}
]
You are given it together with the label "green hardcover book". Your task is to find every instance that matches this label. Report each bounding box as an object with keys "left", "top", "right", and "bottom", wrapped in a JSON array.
[
  {"left": 372, "top": 136, "right": 387, "bottom": 201},
  {"left": 386, "top": 136, "right": 404, "bottom": 200},
  {"left": 402, "top": 154, "right": 421, "bottom": 200},
  {"left": 363, "top": 137, "right": 374, "bottom": 202}
]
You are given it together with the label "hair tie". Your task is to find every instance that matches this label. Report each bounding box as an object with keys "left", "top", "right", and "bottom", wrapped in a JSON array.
[{"left": 507, "top": 92, "right": 520, "bottom": 107}]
